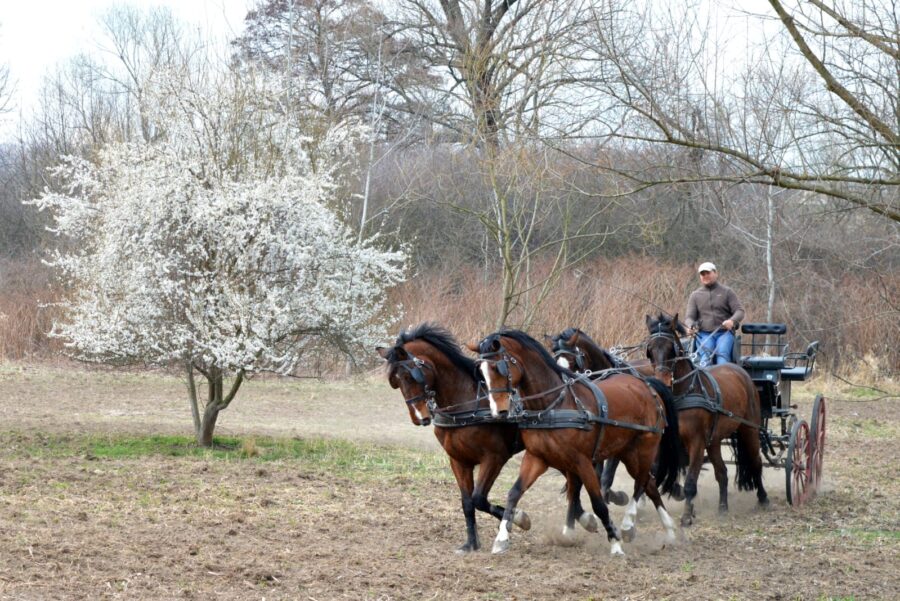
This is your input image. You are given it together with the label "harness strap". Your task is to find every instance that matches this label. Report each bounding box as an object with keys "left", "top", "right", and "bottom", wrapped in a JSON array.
[{"left": 432, "top": 408, "right": 508, "bottom": 428}]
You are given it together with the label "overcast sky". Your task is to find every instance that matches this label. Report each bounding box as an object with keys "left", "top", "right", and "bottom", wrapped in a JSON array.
[{"left": 0, "top": 0, "right": 252, "bottom": 142}]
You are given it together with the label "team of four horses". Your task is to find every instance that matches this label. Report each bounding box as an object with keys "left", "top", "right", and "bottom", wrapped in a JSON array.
[{"left": 377, "top": 314, "right": 768, "bottom": 556}]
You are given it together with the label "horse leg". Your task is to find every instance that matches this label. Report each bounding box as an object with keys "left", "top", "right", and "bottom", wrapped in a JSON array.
[
  {"left": 681, "top": 440, "right": 706, "bottom": 527},
  {"left": 600, "top": 458, "right": 629, "bottom": 506},
  {"left": 492, "top": 451, "right": 547, "bottom": 554},
  {"left": 707, "top": 442, "right": 729, "bottom": 514},
  {"left": 564, "top": 472, "right": 599, "bottom": 535},
  {"left": 471, "top": 455, "right": 513, "bottom": 521},
  {"left": 448, "top": 458, "right": 479, "bottom": 553},
  {"left": 617, "top": 439, "right": 679, "bottom": 544},
  {"left": 576, "top": 457, "right": 624, "bottom": 556}
]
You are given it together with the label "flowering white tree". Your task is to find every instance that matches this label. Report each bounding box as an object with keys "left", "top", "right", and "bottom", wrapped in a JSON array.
[{"left": 28, "top": 68, "right": 406, "bottom": 446}]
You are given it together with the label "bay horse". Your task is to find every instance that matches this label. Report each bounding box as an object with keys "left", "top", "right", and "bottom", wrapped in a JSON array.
[
  {"left": 549, "top": 327, "right": 686, "bottom": 505},
  {"left": 644, "top": 313, "right": 769, "bottom": 526},
  {"left": 377, "top": 323, "right": 600, "bottom": 553},
  {"left": 470, "top": 329, "right": 684, "bottom": 555}
]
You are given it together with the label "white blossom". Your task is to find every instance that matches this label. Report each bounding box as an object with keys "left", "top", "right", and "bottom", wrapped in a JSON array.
[{"left": 27, "top": 70, "right": 406, "bottom": 376}]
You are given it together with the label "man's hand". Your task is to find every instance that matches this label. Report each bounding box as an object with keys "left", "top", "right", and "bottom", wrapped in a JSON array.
[{"left": 722, "top": 319, "right": 734, "bottom": 331}]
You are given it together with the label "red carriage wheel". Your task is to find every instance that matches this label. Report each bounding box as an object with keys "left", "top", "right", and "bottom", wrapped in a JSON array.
[
  {"left": 785, "top": 419, "right": 812, "bottom": 507},
  {"left": 810, "top": 395, "right": 827, "bottom": 491}
]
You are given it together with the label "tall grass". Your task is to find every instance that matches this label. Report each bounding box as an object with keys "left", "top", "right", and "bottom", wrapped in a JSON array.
[
  {"left": 2, "top": 256, "right": 896, "bottom": 376},
  {"left": 0, "top": 259, "right": 61, "bottom": 359},
  {"left": 391, "top": 256, "right": 898, "bottom": 376}
]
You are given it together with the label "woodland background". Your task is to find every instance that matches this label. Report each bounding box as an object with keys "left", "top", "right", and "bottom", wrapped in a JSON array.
[{"left": 0, "top": 0, "right": 896, "bottom": 378}]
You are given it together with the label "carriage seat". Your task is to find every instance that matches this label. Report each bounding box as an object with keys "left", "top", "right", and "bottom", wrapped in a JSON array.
[
  {"left": 741, "top": 323, "right": 787, "bottom": 335},
  {"left": 781, "top": 341, "right": 820, "bottom": 381},
  {"left": 742, "top": 356, "right": 785, "bottom": 370}
]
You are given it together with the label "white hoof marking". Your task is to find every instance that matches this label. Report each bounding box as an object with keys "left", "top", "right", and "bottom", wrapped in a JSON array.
[{"left": 610, "top": 540, "right": 625, "bottom": 556}]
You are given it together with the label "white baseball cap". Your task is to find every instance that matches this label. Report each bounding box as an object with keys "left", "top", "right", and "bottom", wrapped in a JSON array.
[{"left": 698, "top": 262, "right": 717, "bottom": 273}]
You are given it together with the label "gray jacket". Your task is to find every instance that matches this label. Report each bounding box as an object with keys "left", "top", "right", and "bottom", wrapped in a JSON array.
[{"left": 684, "top": 282, "right": 745, "bottom": 332}]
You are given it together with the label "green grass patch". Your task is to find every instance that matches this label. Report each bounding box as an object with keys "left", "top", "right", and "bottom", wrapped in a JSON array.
[
  {"left": 843, "top": 418, "right": 897, "bottom": 439},
  {"left": 0, "top": 431, "right": 447, "bottom": 481}
]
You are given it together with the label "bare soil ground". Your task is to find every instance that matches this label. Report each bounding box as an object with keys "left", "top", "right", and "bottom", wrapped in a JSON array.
[{"left": 0, "top": 362, "right": 898, "bottom": 600}]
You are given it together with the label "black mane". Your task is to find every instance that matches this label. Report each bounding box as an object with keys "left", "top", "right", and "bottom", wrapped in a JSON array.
[
  {"left": 389, "top": 323, "right": 479, "bottom": 380},
  {"left": 482, "top": 329, "right": 574, "bottom": 378},
  {"left": 647, "top": 312, "right": 687, "bottom": 336}
]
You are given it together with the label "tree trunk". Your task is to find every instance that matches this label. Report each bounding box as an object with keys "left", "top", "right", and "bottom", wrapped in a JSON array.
[
  {"left": 190, "top": 366, "right": 245, "bottom": 447},
  {"left": 765, "top": 187, "right": 777, "bottom": 323}
]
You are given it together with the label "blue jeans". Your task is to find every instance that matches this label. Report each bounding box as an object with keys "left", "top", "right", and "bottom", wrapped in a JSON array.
[{"left": 694, "top": 330, "right": 735, "bottom": 367}]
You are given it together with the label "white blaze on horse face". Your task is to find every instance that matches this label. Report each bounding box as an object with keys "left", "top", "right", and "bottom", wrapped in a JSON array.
[
  {"left": 557, "top": 356, "right": 571, "bottom": 370},
  {"left": 480, "top": 361, "right": 500, "bottom": 416},
  {"left": 413, "top": 406, "right": 425, "bottom": 422}
]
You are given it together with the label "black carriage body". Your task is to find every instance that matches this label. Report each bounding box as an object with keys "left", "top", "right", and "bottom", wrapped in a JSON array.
[{"left": 736, "top": 323, "right": 822, "bottom": 482}]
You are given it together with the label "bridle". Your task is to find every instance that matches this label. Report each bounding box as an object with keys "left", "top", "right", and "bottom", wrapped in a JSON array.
[
  {"left": 645, "top": 325, "right": 687, "bottom": 375},
  {"left": 393, "top": 354, "right": 437, "bottom": 410},
  {"left": 552, "top": 339, "right": 587, "bottom": 372},
  {"left": 477, "top": 345, "right": 520, "bottom": 400}
]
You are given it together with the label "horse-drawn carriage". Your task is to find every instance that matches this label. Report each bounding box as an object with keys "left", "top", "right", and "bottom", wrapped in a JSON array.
[
  {"left": 379, "top": 318, "right": 828, "bottom": 556},
  {"left": 736, "top": 323, "right": 826, "bottom": 506}
]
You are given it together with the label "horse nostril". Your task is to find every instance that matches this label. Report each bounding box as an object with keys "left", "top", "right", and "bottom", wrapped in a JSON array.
[{"left": 422, "top": 418, "right": 431, "bottom": 426}]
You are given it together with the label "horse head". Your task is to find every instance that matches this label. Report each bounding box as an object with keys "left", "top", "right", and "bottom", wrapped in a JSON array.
[
  {"left": 548, "top": 327, "right": 588, "bottom": 371},
  {"left": 377, "top": 342, "right": 435, "bottom": 426},
  {"left": 644, "top": 312, "right": 688, "bottom": 386},
  {"left": 378, "top": 323, "right": 483, "bottom": 426},
  {"left": 469, "top": 329, "right": 569, "bottom": 418}
]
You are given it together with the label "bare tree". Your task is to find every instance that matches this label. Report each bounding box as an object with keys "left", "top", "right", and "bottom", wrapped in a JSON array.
[
  {"left": 385, "top": 0, "right": 622, "bottom": 327},
  {"left": 582, "top": 0, "right": 899, "bottom": 222}
]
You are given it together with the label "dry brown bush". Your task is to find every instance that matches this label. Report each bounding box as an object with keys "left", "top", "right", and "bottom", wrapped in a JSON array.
[
  {"left": 390, "top": 256, "right": 898, "bottom": 377},
  {"left": 0, "top": 259, "right": 61, "bottom": 359},
  {"left": 3, "top": 256, "right": 896, "bottom": 378}
]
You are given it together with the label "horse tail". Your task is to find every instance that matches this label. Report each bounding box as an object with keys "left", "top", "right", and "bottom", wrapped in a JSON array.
[
  {"left": 734, "top": 374, "right": 763, "bottom": 491},
  {"left": 733, "top": 430, "right": 758, "bottom": 491},
  {"left": 646, "top": 377, "right": 687, "bottom": 495}
]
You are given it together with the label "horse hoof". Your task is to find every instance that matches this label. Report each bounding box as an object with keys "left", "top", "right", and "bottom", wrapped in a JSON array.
[
  {"left": 680, "top": 515, "right": 693, "bottom": 527},
  {"left": 578, "top": 512, "right": 599, "bottom": 533},
  {"left": 512, "top": 508, "right": 532, "bottom": 531},
  {"left": 455, "top": 542, "right": 478, "bottom": 554},
  {"left": 718, "top": 504, "right": 728, "bottom": 515},
  {"left": 758, "top": 497, "right": 771, "bottom": 509},
  {"left": 609, "top": 490, "right": 629, "bottom": 506},
  {"left": 621, "top": 526, "right": 636, "bottom": 543},
  {"left": 492, "top": 539, "right": 510, "bottom": 554},
  {"left": 610, "top": 540, "right": 626, "bottom": 556},
  {"left": 670, "top": 484, "right": 685, "bottom": 501}
]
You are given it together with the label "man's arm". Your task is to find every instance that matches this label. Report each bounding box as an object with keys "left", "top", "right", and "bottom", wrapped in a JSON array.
[
  {"left": 684, "top": 292, "right": 699, "bottom": 329},
  {"left": 727, "top": 289, "right": 745, "bottom": 324}
]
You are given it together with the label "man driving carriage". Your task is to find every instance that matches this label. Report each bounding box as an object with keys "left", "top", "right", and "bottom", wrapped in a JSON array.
[{"left": 684, "top": 262, "right": 745, "bottom": 367}]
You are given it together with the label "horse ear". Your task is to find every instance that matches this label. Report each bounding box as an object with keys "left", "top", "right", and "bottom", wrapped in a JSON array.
[
  {"left": 394, "top": 346, "right": 409, "bottom": 360},
  {"left": 566, "top": 329, "right": 580, "bottom": 345},
  {"left": 465, "top": 339, "right": 480, "bottom": 353},
  {"left": 376, "top": 346, "right": 390, "bottom": 359},
  {"left": 645, "top": 314, "right": 653, "bottom": 327}
]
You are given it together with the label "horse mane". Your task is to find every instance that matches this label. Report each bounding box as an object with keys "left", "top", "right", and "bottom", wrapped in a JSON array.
[
  {"left": 390, "top": 322, "right": 480, "bottom": 380},
  {"left": 647, "top": 312, "right": 687, "bottom": 336},
  {"left": 483, "top": 329, "right": 574, "bottom": 378}
]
